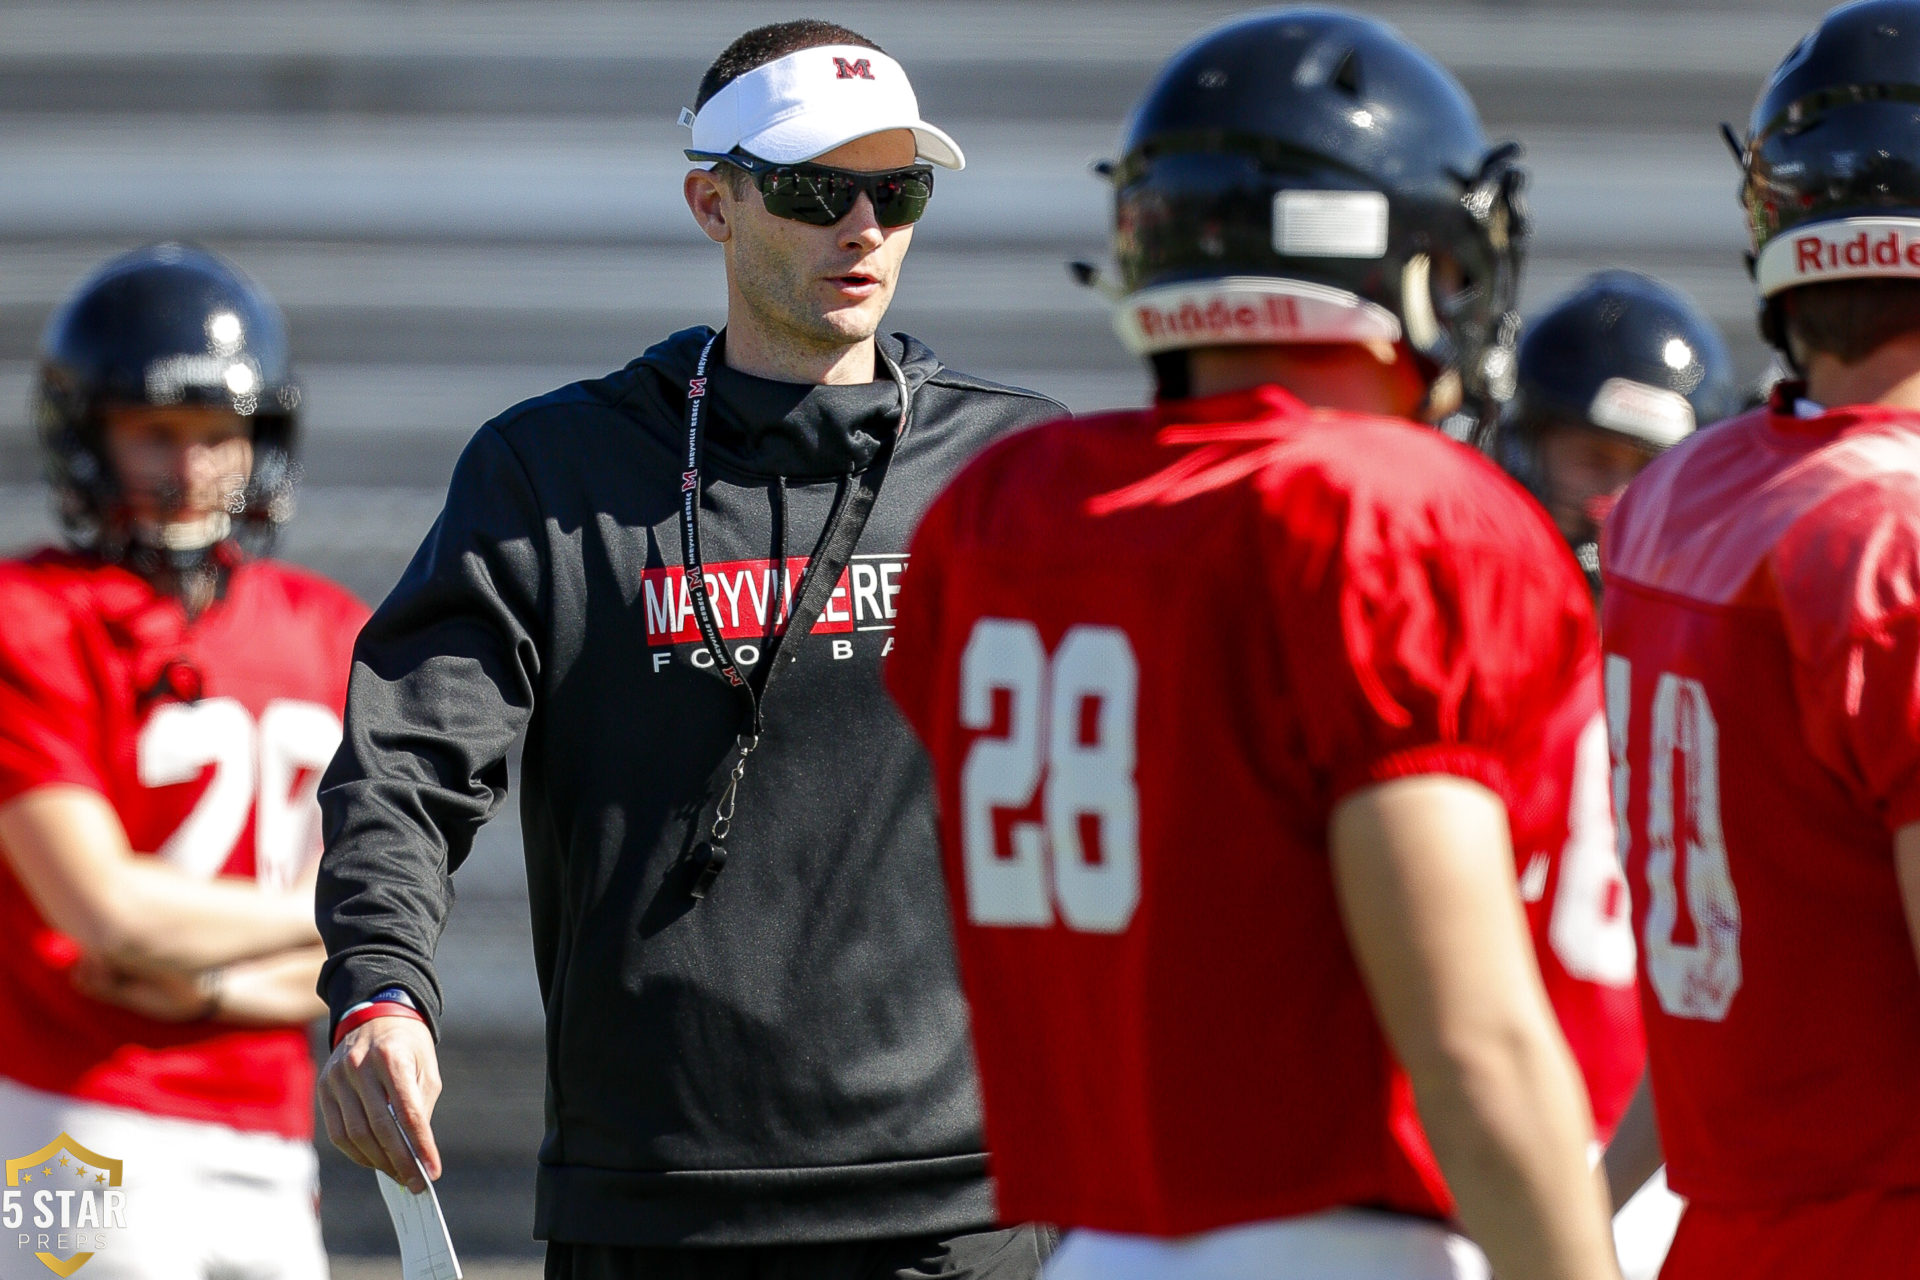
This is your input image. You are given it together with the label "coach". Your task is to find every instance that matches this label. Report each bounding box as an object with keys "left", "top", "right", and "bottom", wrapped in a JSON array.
[{"left": 312, "top": 20, "right": 1061, "bottom": 1280}]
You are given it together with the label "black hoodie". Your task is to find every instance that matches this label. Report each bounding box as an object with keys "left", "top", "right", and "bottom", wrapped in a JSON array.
[{"left": 315, "top": 327, "right": 1063, "bottom": 1247}]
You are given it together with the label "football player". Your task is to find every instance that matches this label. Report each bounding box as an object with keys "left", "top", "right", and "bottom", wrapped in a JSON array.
[
  {"left": 1601, "top": 2, "right": 1920, "bottom": 1274},
  {"left": 0, "top": 244, "right": 367, "bottom": 1279},
  {"left": 1502, "top": 271, "right": 1739, "bottom": 596},
  {"left": 1501, "top": 271, "right": 1737, "bottom": 1280},
  {"left": 886, "top": 11, "right": 1620, "bottom": 1279}
]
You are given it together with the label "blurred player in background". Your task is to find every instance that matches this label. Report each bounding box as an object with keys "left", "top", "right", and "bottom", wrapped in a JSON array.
[
  {"left": 888, "top": 11, "right": 1619, "bottom": 1279},
  {"left": 0, "top": 244, "right": 366, "bottom": 1279},
  {"left": 1602, "top": 1, "right": 1920, "bottom": 1273},
  {"left": 1502, "top": 271, "right": 1739, "bottom": 596},
  {"left": 1500, "top": 270, "right": 1738, "bottom": 1280}
]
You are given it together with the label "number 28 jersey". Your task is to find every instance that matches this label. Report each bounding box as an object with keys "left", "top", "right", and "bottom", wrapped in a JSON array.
[
  {"left": 0, "top": 549, "right": 367, "bottom": 1139},
  {"left": 1602, "top": 399, "right": 1920, "bottom": 1213},
  {"left": 886, "top": 385, "right": 1600, "bottom": 1236}
]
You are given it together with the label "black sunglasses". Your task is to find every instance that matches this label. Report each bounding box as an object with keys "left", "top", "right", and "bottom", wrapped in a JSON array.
[{"left": 686, "top": 149, "right": 935, "bottom": 228}]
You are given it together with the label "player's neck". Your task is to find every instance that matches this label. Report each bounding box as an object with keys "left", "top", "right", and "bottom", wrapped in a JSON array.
[
  {"left": 720, "top": 309, "right": 877, "bottom": 387},
  {"left": 1805, "top": 335, "right": 1920, "bottom": 412},
  {"left": 1184, "top": 343, "right": 1426, "bottom": 418}
]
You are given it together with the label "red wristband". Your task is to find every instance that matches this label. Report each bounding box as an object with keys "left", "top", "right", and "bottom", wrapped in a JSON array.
[{"left": 331, "top": 1001, "right": 425, "bottom": 1049}]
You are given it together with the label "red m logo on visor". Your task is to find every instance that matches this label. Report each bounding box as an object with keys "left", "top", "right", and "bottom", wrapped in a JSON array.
[{"left": 833, "top": 57, "right": 875, "bottom": 80}]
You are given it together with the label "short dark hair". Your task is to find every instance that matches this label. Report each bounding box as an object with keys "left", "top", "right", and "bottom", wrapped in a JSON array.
[
  {"left": 694, "top": 20, "right": 884, "bottom": 110},
  {"left": 1782, "top": 278, "right": 1920, "bottom": 366}
]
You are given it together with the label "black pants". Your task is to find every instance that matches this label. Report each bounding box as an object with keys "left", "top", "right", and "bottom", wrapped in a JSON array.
[{"left": 545, "top": 1224, "right": 1057, "bottom": 1280}]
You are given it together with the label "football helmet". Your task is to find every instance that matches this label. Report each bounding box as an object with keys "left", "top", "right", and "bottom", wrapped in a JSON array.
[
  {"left": 1098, "top": 7, "right": 1526, "bottom": 437},
  {"left": 1733, "top": 0, "right": 1920, "bottom": 353},
  {"left": 35, "top": 243, "right": 301, "bottom": 564},
  {"left": 1502, "top": 270, "right": 1737, "bottom": 590},
  {"left": 1506, "top": 270, "right": 1736, "bottom": 458}
]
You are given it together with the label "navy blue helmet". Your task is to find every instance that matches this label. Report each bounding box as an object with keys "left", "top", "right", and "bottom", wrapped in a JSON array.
[
  {"left": 1506, "top": 270, "right": 1738, "bottom": 459},
  {"left": 1502, "top": 270, "right": 1737, "bottom": 593},
  {"left": 1100, "top": 8, "right": 1526, "bottom": 436},
  {"left": 35, "top": 243, "right": 301, "bottom": 554},
  {"left": 1734, "top": 0, "right": 1920, "bottom": 353}
]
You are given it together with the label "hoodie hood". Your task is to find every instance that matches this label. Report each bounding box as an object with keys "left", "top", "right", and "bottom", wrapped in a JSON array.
[{"left": 630, "top": 327, "right": 942, "bottom": 479}]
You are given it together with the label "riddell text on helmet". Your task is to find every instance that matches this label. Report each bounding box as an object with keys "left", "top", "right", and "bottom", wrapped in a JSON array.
[
  {"left": 1794, "top": 228, "right": 1920, "bottom": 274},
  {"left": 1118, "top": 279, "right": 1403, "bottom": 354},
  {"left": 1756, "top": 216, "right": 1920, "bottom": 295},
  {"left": 1134, "top": 294, "right": 1305, "bottom": 344}
]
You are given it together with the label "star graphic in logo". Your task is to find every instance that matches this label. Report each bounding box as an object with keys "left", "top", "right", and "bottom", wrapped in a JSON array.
[
  {"left": 73, "top": 1164, "right": 87, "bottom": 1179},
  {"left": 20, "top": 1173, "right": 29, "bottom": 1183},
  {"left": 42, "top": 1165, "right": 51, "bottom": 1176},
  {"left": 95, "top": 1174, "right": 105, "bottom": 1184},
  {"left": 57, "top": 1156, "right": 69, "bottom": 1167}
]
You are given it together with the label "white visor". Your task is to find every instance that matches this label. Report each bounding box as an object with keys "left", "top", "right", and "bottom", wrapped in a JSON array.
[
  {"left": 1114, "top": 277, "right": 1404, "bottom": 356},
  {"left": 682, "top": 45, "right": 964, "bottom": 170}
]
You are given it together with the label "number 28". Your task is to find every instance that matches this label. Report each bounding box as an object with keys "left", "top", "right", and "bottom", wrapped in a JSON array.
[{"left": 958, "top": 620, "right": 1141, "bottom": 933}]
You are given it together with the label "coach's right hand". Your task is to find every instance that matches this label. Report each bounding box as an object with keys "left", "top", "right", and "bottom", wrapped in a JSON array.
[{"left": 319, "top": 1016, "right": 443, "bottom": 1194}]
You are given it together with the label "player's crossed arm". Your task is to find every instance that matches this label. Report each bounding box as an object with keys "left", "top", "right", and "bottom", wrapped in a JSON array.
[
  {"left": 0, "top": 783, "right": 321, "bottom": 970},
  {"left": 71, "top": 943, "right": 329, "bottom": 1025}
]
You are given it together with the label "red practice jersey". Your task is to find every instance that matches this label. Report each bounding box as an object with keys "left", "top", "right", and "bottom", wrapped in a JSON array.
[
  {"left": 1512, "top": 656, "right": 1644, "bottom": 1140},
  {"left": 0, "top": 549, "right": 367, "bottom": 1139},
  {"left": 1603, "top": 395, "right": 1920, "bottom": 1274},
  {"left": 887, "top": 385, "right": 1599, "bottom": 1236}
]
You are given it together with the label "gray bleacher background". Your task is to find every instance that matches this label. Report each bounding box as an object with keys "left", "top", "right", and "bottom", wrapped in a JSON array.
[{"left": 0, "top": 0, "right": 1829, "bottom": 1260}]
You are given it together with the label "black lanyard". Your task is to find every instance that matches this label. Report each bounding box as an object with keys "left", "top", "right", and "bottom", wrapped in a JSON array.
[{"left": 679, "top": 330, "right": 908, "bottom": 897}]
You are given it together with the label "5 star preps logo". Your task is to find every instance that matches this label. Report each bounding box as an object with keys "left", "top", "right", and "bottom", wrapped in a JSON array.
[{"left": 4, "top": 1134, "right": 126, "bottom": 1277}]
